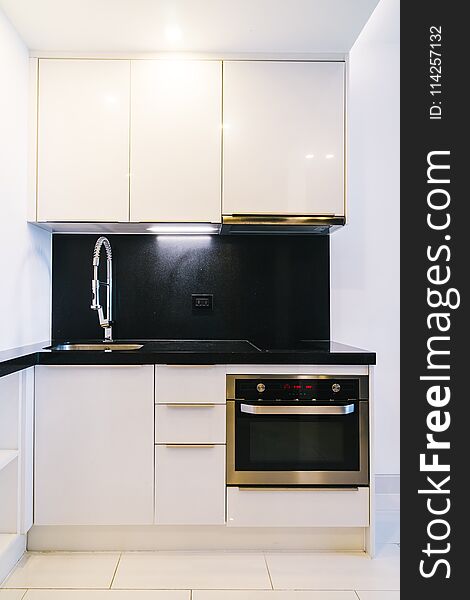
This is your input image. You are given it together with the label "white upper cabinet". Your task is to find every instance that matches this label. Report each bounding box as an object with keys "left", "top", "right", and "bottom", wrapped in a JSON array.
[
  {"left": 37, "top": 59, "right": 130, "bottom": 222},
  {"left": 33, "top": 59, "right": 345, "bottom": 225},
  {"left": 130, "top": 60, "right": 222, "bottom": 223},
  {"left": 222, "top": 61, "right": 345, "bottom": 217}
]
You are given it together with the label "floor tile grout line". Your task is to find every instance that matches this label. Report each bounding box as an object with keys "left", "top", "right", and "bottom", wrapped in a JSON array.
[
  {"left": 263, "top": 552, "right": 274, "bottom": 590},
  {"left": 109, "top": 552, "right": 122, "bottom": 589}
]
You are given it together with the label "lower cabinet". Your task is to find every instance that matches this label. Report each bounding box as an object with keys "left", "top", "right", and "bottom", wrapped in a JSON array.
[
  {"left": 34, "top": 366, "right": 155, "bottom": 525},
  {"left": 155, "top": 404, "right": 226, "bottom": 444},
  {"left": 155, "top": 444, "right": 226, "bottom": 525},
  {"left": 227, "top": 486, "right": 370, "bottom": 527}
]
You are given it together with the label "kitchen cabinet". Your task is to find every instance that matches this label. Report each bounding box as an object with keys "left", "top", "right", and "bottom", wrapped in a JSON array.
[
  {"left": 0, "top": 368, "right": 34, "bottom": 582},
  {"left": 0, "top": 369, "right": 34, "bottom": 534},
  {"left": 227, "top": 486, "right": 369, "bottom": 527},
  {"left": 34, "top": 366, "right": 154, "bottom": 525},
  {"left": 222, "top": 61, "right": 345, "bottom": 217},
  {"left": 37, "top": 59, "right": 130, "bottom": 222},
  {"left": 130, "top": 60, "right": 222, "bottom": 222},
  {"left": 32, "top": 58, "right": 345, "bottom": 226},
  {"left": 155, "top": 444, "right": 225, "bottom": 525},
  {"left": 155, "top": 365, "right": 226, "bottom": 404},
  {"left": 155, "top": 404, "right": 226, "bottom": 444}
]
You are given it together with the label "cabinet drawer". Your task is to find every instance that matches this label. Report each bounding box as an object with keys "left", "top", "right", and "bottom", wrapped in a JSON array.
[
  {"left": 227, "top": 486, "right": 369, "bottom": 528},
  {"left": 155, "top": 366, "right": 225, "bottom": 404},
  {"left": 155, "top": 404, "right": 225, "bottom": 444},
  {"left": 155, "top": 445, "right": 225, "bottom": 525}
]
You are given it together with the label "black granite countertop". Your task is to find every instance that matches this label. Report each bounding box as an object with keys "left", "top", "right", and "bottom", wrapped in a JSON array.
[{"left": 0, "top": 339, "right": 376, "bottom": 378}]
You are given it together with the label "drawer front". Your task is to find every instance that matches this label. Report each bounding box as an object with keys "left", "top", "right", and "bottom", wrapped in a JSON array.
[
  {"left": 227, "top": 486, "right": 369, "bottom": 528},
  {"left": 155, "top": 404, "right": 226, "bottom": 444},
  {"left": 155, "top": 444, "right": 226, "bottom": 525},
  {"left": 155, "top": 365, "right": 226, "bottom": 404}
]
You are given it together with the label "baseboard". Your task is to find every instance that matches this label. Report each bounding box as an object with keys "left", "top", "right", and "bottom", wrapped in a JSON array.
[{"left": 27, "top": 525, "right": 366, "bottom": 552}]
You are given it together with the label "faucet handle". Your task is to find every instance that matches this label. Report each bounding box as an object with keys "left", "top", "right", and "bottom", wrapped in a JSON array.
[{"left": 91, "top": 279, "right": 100, "bottom": 310}]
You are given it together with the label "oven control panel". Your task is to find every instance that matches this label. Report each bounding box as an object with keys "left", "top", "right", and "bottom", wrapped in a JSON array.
[{"left": 234, "top": 378, "right": 360, "bottom": 401}]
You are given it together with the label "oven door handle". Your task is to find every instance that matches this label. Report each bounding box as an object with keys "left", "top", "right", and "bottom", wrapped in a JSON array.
[{"left": 239, "top": 403, "right": 355, "bottom": 415}]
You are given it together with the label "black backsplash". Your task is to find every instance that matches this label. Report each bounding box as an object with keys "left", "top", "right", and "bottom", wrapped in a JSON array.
[{"left": 52, "top": 234, "right": 330, "bottom": 348}]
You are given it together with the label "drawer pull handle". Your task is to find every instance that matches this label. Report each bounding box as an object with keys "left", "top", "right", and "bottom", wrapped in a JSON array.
[
  {"left": 166, "top": 404, "right": 216, "bottom": 408},
  {"left": 165, "top": 444, "right": 215, "bottom": 448},
  {"left": 237, "top": 487, "right": 359, "bottom": 492},
  {"left": 240, "top": 403, "right": 355, "bottom": 416}
]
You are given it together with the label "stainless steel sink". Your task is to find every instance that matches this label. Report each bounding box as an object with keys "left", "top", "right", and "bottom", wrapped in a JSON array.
[{"left": 46, "top": 343, "right": 143, "bottom": 351}]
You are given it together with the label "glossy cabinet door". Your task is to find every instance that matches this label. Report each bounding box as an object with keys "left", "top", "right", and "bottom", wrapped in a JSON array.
[
  {"left": 155, "top": 444, "right": 225, "bottom": 525},
  {"left": 223, "top": 61, "right": 345, "bottom": 217},
  {"left": 37, "top": 59, "right": 130, "bottom": 222},
  {"left": 34, "top": 366, "right": 154, "bottom": 525},
  {"left": 130, "top": 60, "right": 222, "bottom": 222}
]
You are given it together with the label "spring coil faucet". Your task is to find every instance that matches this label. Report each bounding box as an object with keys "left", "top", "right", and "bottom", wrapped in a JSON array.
[{"left": 90, "top": 236, "right": 113, "bottom": 341}]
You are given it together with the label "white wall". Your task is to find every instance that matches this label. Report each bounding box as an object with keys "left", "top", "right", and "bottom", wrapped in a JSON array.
[
  {"left": 331, "top": 0, "right": 400, "bottom": 475},
  {"left": 0, "top": 9, "right": 51, "bottom": 351}
]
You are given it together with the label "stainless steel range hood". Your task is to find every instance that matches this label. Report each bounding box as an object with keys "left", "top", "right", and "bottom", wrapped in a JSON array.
[{"left": 221, "top": 214, "right": 345, "bottom": 235}]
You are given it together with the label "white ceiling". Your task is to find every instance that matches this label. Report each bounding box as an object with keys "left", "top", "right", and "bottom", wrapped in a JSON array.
[{"left": 0, "top": 0, "right": 380, "bottom": 54}]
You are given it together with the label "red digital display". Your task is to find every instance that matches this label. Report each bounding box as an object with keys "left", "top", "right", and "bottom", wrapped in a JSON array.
[{"left": 280, "top": 383, "right": 315, "bottom": 393}]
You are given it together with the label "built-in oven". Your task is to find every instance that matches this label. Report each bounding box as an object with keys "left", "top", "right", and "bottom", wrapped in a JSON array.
[{"left": 226, "top": 374, "right": 369, "bottom": 487}]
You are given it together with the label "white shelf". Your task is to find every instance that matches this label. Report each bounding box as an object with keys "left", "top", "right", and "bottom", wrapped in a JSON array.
[{"left": 0, "top": 450, "right": 18, "bottom": 473}]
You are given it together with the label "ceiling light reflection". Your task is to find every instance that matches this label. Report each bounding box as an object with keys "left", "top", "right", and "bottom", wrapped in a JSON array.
[{"left": 165, "top": 25, "right": 183, "bottom": 43}]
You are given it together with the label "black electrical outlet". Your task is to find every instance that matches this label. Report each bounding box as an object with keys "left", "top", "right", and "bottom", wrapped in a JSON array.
[{"left": 192, "top": 294, "right": 214, "bottom": 312}]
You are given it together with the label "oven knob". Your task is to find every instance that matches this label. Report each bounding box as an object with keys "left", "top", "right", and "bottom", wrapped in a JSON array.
[
  {"left": 332, "top": 383, "right": 341, "bottom": 393},
  {"left": 257, "top": 383, "right": 266, "bottom": 393}
]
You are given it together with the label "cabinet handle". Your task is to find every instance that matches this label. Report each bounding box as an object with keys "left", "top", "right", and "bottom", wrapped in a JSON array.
[
  {"left": 166, "top": 403, "right": 215, "bottom": 408},
  {"left": 240, "top": 403, "right": 355, "bottom": 415},
  {"left": 42, "top": 365, "right": 144, "bottom": 368},
  {"left": 165, "top": 444, "right": 215, "bottom": 448},
  {"left": 160, "top": 365, "right": 216, "bottom": 368},
  {"left": 237, "top": 487, "right": 359, "bottom": 492}
]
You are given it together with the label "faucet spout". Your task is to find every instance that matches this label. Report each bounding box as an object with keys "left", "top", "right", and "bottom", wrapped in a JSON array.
[{"left": 90, "top": 236, "right": 113, "bottom": 342}]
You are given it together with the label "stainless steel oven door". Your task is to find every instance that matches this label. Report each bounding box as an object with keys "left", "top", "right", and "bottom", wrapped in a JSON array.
[{"left": 226, "top": 400, "right": 369, "bottom": 486}]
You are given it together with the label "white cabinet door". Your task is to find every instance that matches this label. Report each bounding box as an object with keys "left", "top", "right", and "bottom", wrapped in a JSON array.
[
  {"left": 35, "top": 366, "right": 154, "bottom": 525},
  {"left": 37, "top": 59, "right": 130, "bottom": 222},
  {"left": 130, "top": 60, "right": 222, "bottom": 222},
  {"left": 155, "top": 445, "right": 225, "bottom": 525},
  {"left": 223, "top": 61, "right": 345, "bottom": 217}
]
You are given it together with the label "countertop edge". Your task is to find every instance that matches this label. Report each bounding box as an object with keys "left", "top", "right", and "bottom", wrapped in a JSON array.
[
  {"left": 1, "top": 344, "right": 376, "bottom": 378},
  {"left": 36, "top": 351, "right": 376, "bottom": 366},
  {"left": 0, "top": 352, "right": 38, "bottom": 378}
]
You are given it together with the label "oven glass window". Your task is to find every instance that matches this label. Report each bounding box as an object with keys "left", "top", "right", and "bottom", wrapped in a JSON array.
[{"left": 235, "top": 404, "right": 360, "bottom": 471}]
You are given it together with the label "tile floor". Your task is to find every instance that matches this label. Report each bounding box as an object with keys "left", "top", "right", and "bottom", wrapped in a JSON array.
[{"left": 1, "top": 545, "right": 399, "bottom": 599}]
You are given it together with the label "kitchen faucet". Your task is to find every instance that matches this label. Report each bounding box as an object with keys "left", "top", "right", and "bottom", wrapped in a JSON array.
[{"left": 90, "top": 236, "right": 113, "bottom": 342}]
